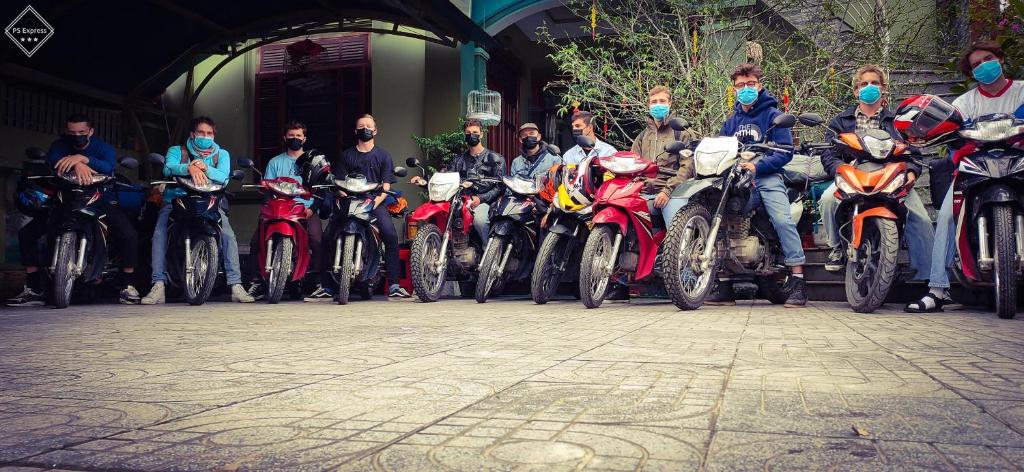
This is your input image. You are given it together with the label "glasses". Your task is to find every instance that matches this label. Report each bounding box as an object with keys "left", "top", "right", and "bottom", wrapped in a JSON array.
[{"left": 734, "top": 80, "right": 759, "bottom": 88}]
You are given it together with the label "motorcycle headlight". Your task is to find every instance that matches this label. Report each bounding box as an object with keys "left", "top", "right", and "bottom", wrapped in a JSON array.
[
  {"left": 335, "top": 176, "right": 378, "bottom": 194},
  {"left": 881, "top": 173, "right": 907, "bottom": 195},
  {"left": 60, "top": 171, "right": 112, "bottom": 186},
  {"left": 960, "top": 118, "right": 1024, "bottom": 142},
  {"left": 835, "top": 175, "right": 856, "bottom": 194},
  {"left": 178, "top": 176, "right": 225, "bottom": 193},
  {"left": 266, "top": 179, "right": 305, "bottom": 197},
  {"left": 428, "top": 182, "right": 458, "bottom": 201},
  {"left": 502, "top": 176, "right": 538, "bottom": 195},
  {"left": 695, "top": 151, "right": 730, "bottom": 176},
  {"left": 862, "top": 135, "right": 894, "bottom": 161},
  {"left": 601, "top": 156, "right": 649, "bottom": 174}
]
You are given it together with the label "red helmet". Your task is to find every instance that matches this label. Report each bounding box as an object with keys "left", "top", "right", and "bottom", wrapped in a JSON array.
[{"left": 894, "top": 94, "right": 964, "bottom": 146}]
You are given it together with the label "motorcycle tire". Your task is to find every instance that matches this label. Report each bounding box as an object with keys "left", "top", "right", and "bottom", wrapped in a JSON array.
[
  {"left": 476, "top": 237, "right": 507, "bottom": 303},
  {"left": 184, "top": 234, "right": 219, "bottom": 306},
  {"left": 993, "top": 205, "right": 1018, "bottom": 319},
  {"left": 336, "top": 234, "right": 356, "bottom": 305},
  {"left": 266, "top": 236, "right": 293, "bottom": 304},
  {"left": 53, "top": 231, "right": 77, "bottom": 309},
  {"left": 579, "top": 225, "right": 617, "bottom": 309},
  {"left": 410, "top": 223, "right": 447, "bottom": 302},
  {"left": 531, "top": 232, "right": 568, "bottom": 304},
  {"left": 662, "top": 204, "right": 718, "bottom": 310},
  {"left": 845, "top": 218, "right": 898, "bottom": 313}
]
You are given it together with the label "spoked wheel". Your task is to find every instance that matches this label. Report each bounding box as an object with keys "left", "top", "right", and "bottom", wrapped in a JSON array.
[
  {"left": 845, "top": 218, "right": 898, "bottom": 313},
  {"left": 530, "top": 232, "right": 570, "bottom": 304},
  {"left": 410, "top": 224, "right": 447, "bottom": 302},
  {"left": 579, "top": 225, "right": 618, "bottom": 309},
  {"left": 52, "top": 231, "right": 78, "bottom": 309},
  {"left": 335, "top": 234, "right": 357, "bottom": 305},
  {"left": 266, "top": 236, "right": 293, "bottom": 304},
  {"left": 475, "top": 237, "right": 507, "bottom": 303},
  {"left": 184, "top": 235, "right": 219, "bottom": 306},
  {"left": 663, "top": 204, "right": 718, "bottom": 310},
  {"left": 992, "top": 205, "right": 1018, "bottom": 319}
]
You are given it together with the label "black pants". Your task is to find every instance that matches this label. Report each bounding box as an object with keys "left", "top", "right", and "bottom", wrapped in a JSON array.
[
  {"left": 20, "top": 204, "right": 138, "bottom": 269},
  {"left": 372, "top": 205, "right": 401, "bottom": 284},
  {"left": 18, "top": 217, "right": 47, "bottom": 267},
  {"left": 249, "top": 216, "right": 324, "bottom": 281}
]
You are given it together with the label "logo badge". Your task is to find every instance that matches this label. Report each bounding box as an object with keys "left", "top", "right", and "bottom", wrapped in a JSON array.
[{"left": 5, "top": 6, "right": 54, "bottom": 57}]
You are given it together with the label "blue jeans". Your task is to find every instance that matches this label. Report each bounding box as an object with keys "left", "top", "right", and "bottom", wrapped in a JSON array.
[
  {"left": 928, "top": 187, "right": 957, "bottom": 288},
  {"left": 151, "top": 205, "right": 243, "bottom": 285},
  {"left": 819, "top": 182, "right": 935, "bottom": 279},
  {"left": 749, "top": 173, "right": 806, "bottom": 266},
  {"left": 472, "top": 203, "right": 491, "bottom": 242}
]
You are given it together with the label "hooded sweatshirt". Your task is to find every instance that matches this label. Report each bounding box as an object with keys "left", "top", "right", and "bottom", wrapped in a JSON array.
[{"left": 720, "top": 90, "right": 793, "bottom": 176}]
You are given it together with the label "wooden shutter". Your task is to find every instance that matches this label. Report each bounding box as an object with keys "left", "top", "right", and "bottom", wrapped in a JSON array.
[{"left": 253, "top": 73, "right": 285, "bottom": 167}]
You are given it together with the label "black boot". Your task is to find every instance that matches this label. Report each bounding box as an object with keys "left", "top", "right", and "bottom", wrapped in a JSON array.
[
  {"left": 784, "top": 276, "right": 807, "bottom": 307},
  {"left": 705, "top": 280, "right": 735, "bottom": 306}
]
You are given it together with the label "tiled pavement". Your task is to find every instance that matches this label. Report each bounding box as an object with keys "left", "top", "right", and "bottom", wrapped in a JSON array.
[{"left": 0, "top": 297, "right": 1022, "bottom": 471}]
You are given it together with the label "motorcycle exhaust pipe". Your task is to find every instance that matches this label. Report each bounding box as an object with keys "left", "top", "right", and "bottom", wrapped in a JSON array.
[
  {"left": 333, "top": 236, "right": 343, "bottom": 273},
  {"left": 978, "top": 215, "right": 992, "bottom": 270},
  {"left": 75, "top": 237, "right": 87, "bottom": 276},
  {"left": 264, "top": 239, "right": 274, "bottom": 273},
  {"left": 606, "top": 233, "right": 623, "bottom": 273}
]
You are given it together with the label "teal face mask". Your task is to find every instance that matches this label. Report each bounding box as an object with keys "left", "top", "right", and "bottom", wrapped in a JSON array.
[
  {"left": 858, "top": 84, "right": 882, "bottom": 105},
  {"left": 192, "top": 136, "right": 214, "bottom": 150},
  {"left": 649, "top": 104, "right": 670, "bottom": 120},
  {"left": 972, "top": 59, "right": 1002, "bottom": 85},
  {"left": 736, "top": 86, "right": 758, "bottom": 106}
]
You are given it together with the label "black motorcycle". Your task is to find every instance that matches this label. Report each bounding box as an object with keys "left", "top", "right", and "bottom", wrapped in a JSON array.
[
  {"left": 148, "top": 153, "right": 245, "bottom": 305},
  {"left": 475, "top": 174, "right": 546, "bottom": 303}
]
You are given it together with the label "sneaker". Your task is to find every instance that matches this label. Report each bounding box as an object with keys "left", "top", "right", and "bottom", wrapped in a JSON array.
[
  {"left": 231, "top": 284, "right": 255, "bottom": 303},
  {"left": 140, "top": 282, "right": 165, "bottom": 305},
  {"left": 705, "top": 281, "right": 736, "bottom": 306},
  {"left": 608, "top": 284, "right": 630, "bottom": 301},
  {"left": 388, "top": 286, "right": 411, "bottom": 298},
  {"left": 303, "top": 285, "right": 333, "bottom": 302},
  {"left": 783, "top": 277, "right": 807, "bottom": 307},
  {"left": 5, "top": 286, "right": 44, "bottom": 307},
  {"left": 247, "top": 282, "right": 266, "bottom": 301},
  {"left": 119, "top": 285, "right": 141, "bottom": 304},
  {"left": 824, "top": 247, "right": 846, "bottom": 272}
]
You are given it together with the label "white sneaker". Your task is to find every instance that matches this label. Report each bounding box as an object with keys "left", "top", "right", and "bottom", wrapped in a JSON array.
[
  {"left": 140, "top": 282, "right": 165, "bottom": 305},
  {"left": 231, "top": 284, "right": 255, "bottom": 303}
]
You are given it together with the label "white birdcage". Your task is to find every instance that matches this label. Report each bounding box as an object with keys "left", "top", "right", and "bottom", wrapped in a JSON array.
[{"left": 466, "top": 89, "right": 501, "bottom": 126}]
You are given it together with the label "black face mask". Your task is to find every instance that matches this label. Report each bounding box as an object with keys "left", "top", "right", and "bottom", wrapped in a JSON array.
[
  {"left": 574, "top": 134, "right": 595, "bottom": 149},
  {"left": 285, "top": 137, "right": 304, "bottom": 151},
  {"left": 355, "top": 128, "right": 374, "bottom": 142},
  {"left": 521, "top": 136, "right": 540, "bottom": 153},
  {"left": 465, "top": 133, "right": 481, "bottom": 146},
  {"left": 64, "top": 134, "right": 89, "bottom": 149},
  {"left": 571, "top": 128, "right": 584, "bottom": 137}
]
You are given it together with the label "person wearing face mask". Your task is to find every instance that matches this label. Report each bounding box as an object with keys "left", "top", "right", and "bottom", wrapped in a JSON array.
[
  {"left": 817, "top": 65, "right": 932, "bottom": 281},
  {"left": 563, "top": 111, "right": 616, "bottom": 166},
  {"left": 906, "top": 41, "right": 1024, "bottom": 313},
  {"left": 411, "top": 119, "right": 506, "bottom": 242},
  {"left": 332, "top": 114, "right": 410, "bottom": 298},
  {"left": 245, "top": 121, "right": 329, "bottom": 302},
  {"left": 8, "top": 114, "right": 141, "bottom": 306},
  {"left": 710, "top": 62, "right": 806, "bottom": 308},
  {"left": 141, "top": 116, "right": 254, "bottom": 304},
  {"left": 510, "top": 123, "right": 562, "bottom": 181}
]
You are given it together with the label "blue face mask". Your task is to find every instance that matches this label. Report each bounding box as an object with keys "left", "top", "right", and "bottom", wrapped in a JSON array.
[
  {"left": 736, "top": 86, "right": 759, "bottom": 106},
  {"left": 649, "top": 104, "right": 670, "bottom": 120},
  {"left": 972, "top": 59, "right": 1003, "bottom": 85},
  {"left": 858, "top": 84, "right": 882, "bottom": 105},
  {"left": 192, "top": 136, "right": 214, "bottom": 150}
]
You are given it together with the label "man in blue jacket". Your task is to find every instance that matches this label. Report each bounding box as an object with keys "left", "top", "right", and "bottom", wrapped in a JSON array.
[{"left": 710, "top": 63, "right": 806, "bottom": 307}]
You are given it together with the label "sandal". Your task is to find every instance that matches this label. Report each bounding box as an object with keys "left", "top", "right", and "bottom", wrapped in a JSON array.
[{"left": 905, "top": 293, "right": 948, "bottom": 313}]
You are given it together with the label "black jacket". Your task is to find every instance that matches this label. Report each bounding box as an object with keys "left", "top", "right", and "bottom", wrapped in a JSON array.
[
  {"left": 820, "top": 106, "right": 922, "bottom": 178},
  {"left": 448, "top": 148, "right": 506, "bottom": 204}
]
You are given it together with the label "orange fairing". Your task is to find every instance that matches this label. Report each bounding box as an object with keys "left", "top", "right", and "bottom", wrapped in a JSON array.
[
  {"left": 835, "top": 161, "right": 908, "bottom": 194},
  {"left": 839, "top": 133, "right": 863, "bottom": 151},
  {"left": 851, "top": 207, "right": 898, "bottom": 248}
]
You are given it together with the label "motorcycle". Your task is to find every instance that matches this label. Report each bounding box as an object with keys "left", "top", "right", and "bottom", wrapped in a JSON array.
[
  {"left": 661, "top": 113, "right": 808, "bottom": 310},
  {"left": 577, "top": 151, "right": 665, "bottom": 308},
  {"left": 318, "top": 167, "right": 407, "bottom": 305},
  {"left": 474, "top": 175, "right": 545, "bottom": 303},
  {"left": 406, "top": 157, "right": 497, "bottom": 302},
  {"left": 148, "top": 153, "right": 246, "bottom": 306},
  {"left": 37, "top": 152, "right": 139, "bottom": 309},
  {"left": 899, "top": 97, "right": 1024, "bottom": 318},
  {"left": 824, "top": 124, "right": 921, "bottom": 312},
  {"left": 242, "top": 172, "right": 312, "bottom": 304}
]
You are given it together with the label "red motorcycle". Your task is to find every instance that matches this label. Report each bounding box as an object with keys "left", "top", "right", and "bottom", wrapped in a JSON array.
[
  {"left": 245, "top": 176, "right": 311, "bottom": 304},
  {"left": 578, "top": 151, "right": 665, "bottom": 308}
]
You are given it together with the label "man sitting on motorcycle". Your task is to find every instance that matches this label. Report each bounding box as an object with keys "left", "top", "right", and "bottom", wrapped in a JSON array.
[
  {"left": 510, "top": 122, "right": 562, "bottom": 183},
  {"left": 563, "top": 111, "right": 616, "bottom": 166},
  {"left": 410, "top": 119, "right": 506, "bottom": 243},
  {"left": 7, "top": 114, "right": 140, "bottom": 306},
  {"left": 906, "top": 41, "right": 1024, "bottom": 313},
  {"left": 818, "top": 64, "right": 934, "bottom": 280},
  {"left": 709, "top": 63, "right": 807, "bottom": 307},
  {"left": 246, "top": 120, "right": 330, "bottom": 302},
  {"left": 332, "top": 114, "right": 410, "bottom": 298},
  {"left": 140, "top": 116, "right": 255, "bottom": 304}
]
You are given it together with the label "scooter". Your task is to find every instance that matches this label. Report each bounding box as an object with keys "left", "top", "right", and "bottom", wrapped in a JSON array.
[
  {"left": 244, "top": 174, "right": 312, "bottom": 304},
  {"left": 474, "top": 175, "right": 545, "bottom": 303}
]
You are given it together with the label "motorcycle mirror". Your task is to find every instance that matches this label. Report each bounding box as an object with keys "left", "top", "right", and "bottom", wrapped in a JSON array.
[
  {"left": 546, "top": 143, "right": 562, "bottom": 156},
  {"left": 668, "top": 117, "right": 689, "bottom": 131},
  {"left": 119, "top": 157, "right": 139, "bottom": 169},
  {"left": 393, "top": 166, "right": 408, "bottom": 178},
  {"left": 406, "top": 157, "right": 421, "bottom": 167},
  {"left": 230, "top": 169, "right": 245, "bottom": 181},
  {"left": 237, "top": 158, "right": 255, "bottom": 169},
  {"left": 770, "top": 113, "right": 797, "bottom": 129},
  {"left": 664, "top": 141, "right": 687, "bottom": 154},
  {"left": 798, "top": 113, "right": 824, "bottom": 127},
  {"left": 24, "top": 147, "right": 46, "bottom": 161},
  {"left": 147, "top": 153, "right": 166, "bottom": 165}
]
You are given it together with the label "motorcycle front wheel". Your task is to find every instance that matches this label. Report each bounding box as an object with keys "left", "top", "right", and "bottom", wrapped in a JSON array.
[
  {"left": 662, "top": 204, "right": 718, "bottom": 310},
  {"left": 266, "top": 236, "right": 293, "bottom": 304},
  {"left": 845, "top": 217, "right": 898, "bottom": 313},
  {"left": 579, "top": 225, "right": 618, "bottom": 309},
  {"left": 475, "top": 236, "right": 507, "bottom": 303},
  {"left": 531, "top": 232, "right": 569, "bottom": 304},
  {"left": 52, "top": 231, "right": 78, "bottom": 309},
  {"left": 410, "top": 223, "right": 447, "bottom": 302},
  {"left": 184, "top": 234, "right": 219, "bottom": 306},
  {"left": 335, "top": 234, "right": 357, "bottom": 305},
  {"left": 992, "top": 205, "right": 1018, "bottom": 319}
]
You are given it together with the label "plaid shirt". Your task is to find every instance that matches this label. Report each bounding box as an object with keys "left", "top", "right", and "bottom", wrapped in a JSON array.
[{"left": 855, "top": 108, "right": 882, "bottom": 134}]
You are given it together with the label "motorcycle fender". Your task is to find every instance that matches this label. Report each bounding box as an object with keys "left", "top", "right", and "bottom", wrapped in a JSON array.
[
  {"left": 591, "top": 207, "right": 629, "bottom": 235},
  {"left": 668, "top": 179, "right": 717, "bottom": 207},
  {"left": 971, "top": 184, "right": 1024, "bottom": 219},
  {"left": 410, "top": 202, "right": 451, "bottom": 233},
  {"left": 259, "top": 220, "right": 311, "bottom": 281},
  {"left": 490, "top": 219, "right": 515, "bottom": 237},
  {"left": 341, "top": 218, "right": 367, "bottom": 235},
  {"left": 850, "top": 207, "right": 898, "bottom": 249},
  {"left": 548, "top": 217, "right": 577, "bottom": 236}
]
